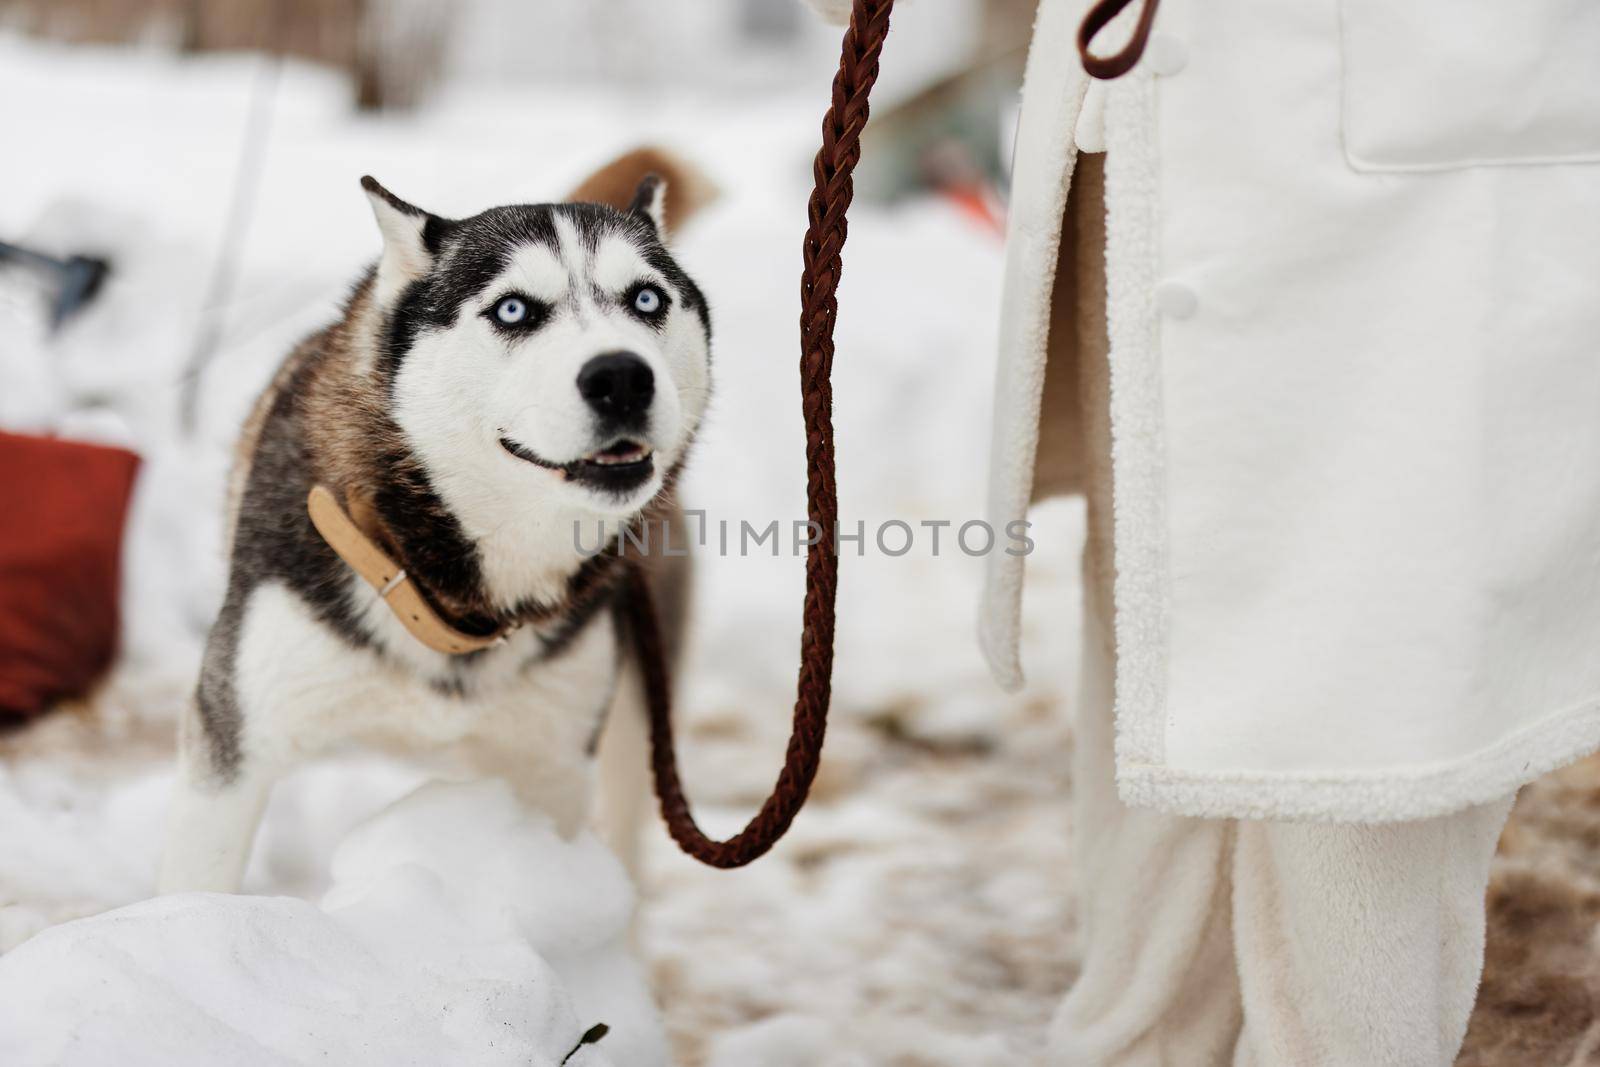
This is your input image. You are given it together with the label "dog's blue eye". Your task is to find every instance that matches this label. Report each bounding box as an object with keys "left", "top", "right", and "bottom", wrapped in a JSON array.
[
  {"left": 495, "top": 296, "right": 527, "bottom": 324},
  {"left": 633, "top": 287, "right": 662, "bottom": 315}
]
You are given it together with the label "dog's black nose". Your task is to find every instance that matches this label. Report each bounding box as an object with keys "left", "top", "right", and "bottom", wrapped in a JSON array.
[{"left": 577, "top": 352, "right": 654, "bottom": 427}]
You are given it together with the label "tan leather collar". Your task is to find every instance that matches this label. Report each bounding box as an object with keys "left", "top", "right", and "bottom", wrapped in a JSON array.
[{"left": 307, "top": 484, "right": 511, "bottom": 655}]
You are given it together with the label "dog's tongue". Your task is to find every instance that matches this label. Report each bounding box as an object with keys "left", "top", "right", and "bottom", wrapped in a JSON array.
[{"left": 587, "top": 440, "right": 649, "bottom": 465}]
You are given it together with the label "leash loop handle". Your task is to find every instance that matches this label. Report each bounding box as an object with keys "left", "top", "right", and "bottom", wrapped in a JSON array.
[
  {"left": 1078, "top": 0, "right": 1163, "bottom": 80},
  {"left": 629, "top": 0, "right": 895, "bottom": 869}
]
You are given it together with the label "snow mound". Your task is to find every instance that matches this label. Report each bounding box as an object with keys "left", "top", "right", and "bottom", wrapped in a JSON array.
[{"left": 0, "top": 780, "right": 665, "bottom": 1067}]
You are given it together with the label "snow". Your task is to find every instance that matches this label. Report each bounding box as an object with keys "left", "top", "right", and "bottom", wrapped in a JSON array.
[
  {"left": 0, "top": 781, "right": 654, "bottom": 1067},
  {"left": 0, "top": 25, "right": 1085, "bottom": 1065}
]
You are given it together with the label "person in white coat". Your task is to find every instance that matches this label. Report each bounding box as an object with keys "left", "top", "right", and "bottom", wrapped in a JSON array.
[
  {"left": 817, "top": 0, "right": 1600, "bottom": 1062},
  {"left": 979, "top": 0, "right": 1600, "bottom": 1063}
]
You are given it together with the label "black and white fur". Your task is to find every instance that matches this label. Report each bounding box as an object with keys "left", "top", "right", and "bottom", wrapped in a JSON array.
[{"left": 159, "top": 174, "right": 707, "bottom": 893}]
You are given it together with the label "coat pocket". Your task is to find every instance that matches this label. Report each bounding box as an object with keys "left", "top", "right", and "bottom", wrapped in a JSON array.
[{"left": 1339, "top": 0, "right": 1600, "bottom": 172}]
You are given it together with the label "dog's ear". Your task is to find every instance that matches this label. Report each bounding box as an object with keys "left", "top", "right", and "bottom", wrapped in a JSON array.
[
  {"left": 628, "top": 174, "right": 668, "bottom": 233},
  {"left": 360, "top": 176, "right": 440, "bottom": 303}
]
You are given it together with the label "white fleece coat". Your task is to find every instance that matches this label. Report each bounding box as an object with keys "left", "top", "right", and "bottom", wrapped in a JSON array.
[{"left": 981, "top": 0, "right": 1600, "bottom": 821}]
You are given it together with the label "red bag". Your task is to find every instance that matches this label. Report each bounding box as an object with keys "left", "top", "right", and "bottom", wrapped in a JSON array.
[{"left": 0, "top": 430, "right": 140, "bottom": 721}]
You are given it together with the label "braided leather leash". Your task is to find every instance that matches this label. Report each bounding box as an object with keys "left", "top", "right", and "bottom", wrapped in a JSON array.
[
  {"left": 623, "top": 0, "right": 895, "bottom": 869},
  {"left": 631, "top": 0, "right": 1149, "bottom": 869}
]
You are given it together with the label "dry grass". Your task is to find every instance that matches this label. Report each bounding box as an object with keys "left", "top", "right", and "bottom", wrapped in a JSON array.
[{"left": 1460, "top": 754, "right": 1600, "bottom": 1066}]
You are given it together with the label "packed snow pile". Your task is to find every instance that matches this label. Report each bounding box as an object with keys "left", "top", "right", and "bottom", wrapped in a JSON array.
[{"left": 0, "top": 781, "right": 665, "bottom": 1067}]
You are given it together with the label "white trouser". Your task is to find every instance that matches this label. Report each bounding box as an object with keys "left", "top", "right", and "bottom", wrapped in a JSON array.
[
  {"left": 1039, "top": 149, "right": 1512, "bottom": 1066},
  {"left": 1050, "top": 579, "right": 1514, "bottom": 1067}
]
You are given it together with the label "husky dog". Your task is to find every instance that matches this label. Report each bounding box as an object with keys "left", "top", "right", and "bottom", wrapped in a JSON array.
[{"left": 160, "top": 158, "right": 710, "bottom": 893}]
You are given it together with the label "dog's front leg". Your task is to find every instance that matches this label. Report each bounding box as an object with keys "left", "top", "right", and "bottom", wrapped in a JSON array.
[
  {"left": 158, "top": 704, "right": 275, "bottom": 894},
  {"left": 594, "top": 652, "right": 651, "bottom": 880}
]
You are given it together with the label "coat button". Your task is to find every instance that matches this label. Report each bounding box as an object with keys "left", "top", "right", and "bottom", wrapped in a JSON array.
[
  {"left": 1146, "top": 35, "right": 1189, "bottom": 77},
  {"left": 1155, "top": 281, "right": 1198, "bottom": 319}
]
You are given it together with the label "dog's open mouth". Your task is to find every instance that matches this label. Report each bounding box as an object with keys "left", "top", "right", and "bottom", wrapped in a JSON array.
[{"left": 499, "top": 435, "right": 655, "bottom": 494}]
